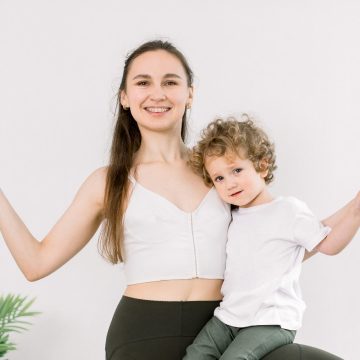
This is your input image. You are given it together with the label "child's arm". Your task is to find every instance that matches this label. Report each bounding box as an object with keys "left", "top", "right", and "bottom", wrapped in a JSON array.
[
  {"left": 315, "top": 192, "right": 360, "bottom": 255},
  {"left": 303, "top": 248, "right": 318, "bottom": 261},
  {"left": 302, "top": 192, "right": 360, "bottom": 260},
  {"left": 321, "top": 193, "right": 358, "bottom": 228}
]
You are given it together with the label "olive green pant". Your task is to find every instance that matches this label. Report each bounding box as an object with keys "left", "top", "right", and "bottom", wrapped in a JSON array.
[
  {"left": 183, "top": 316, "right": 296, "bottom": 360},
  {"left": 105, "top": 296, "right": 341, "bottom": 359}
]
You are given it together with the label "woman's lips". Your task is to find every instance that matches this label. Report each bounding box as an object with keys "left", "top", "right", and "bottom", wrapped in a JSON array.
[{"left": 144, "top": 106, "right": 171, "bottom": 114}]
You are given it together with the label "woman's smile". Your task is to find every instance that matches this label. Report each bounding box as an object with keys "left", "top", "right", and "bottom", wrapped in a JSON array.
[{"left": 144, "top": 106, "right": 172, "bottom": 115}]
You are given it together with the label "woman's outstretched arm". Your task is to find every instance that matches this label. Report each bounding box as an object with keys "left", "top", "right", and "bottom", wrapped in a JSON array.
[{"left": 0, "top": 166, "right": 107, "bottom": 281}]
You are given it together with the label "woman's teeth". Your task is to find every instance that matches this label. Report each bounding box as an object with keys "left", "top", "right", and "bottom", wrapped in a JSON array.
[{"left": 145, "top": 107, "right": 171, "bottom": 113}]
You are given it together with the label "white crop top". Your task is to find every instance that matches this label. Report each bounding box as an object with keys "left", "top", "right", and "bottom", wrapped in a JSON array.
[{"left": 122, "top": 176, "right": 231, "bottom": 285}]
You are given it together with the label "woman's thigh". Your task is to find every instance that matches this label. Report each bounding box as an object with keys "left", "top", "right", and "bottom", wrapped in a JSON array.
[
  {"left": 105, "top": 296, "right": 221, "bottom": 360},
  {"left": 262, "top": 343, "right": 343, "bottom": 360}
]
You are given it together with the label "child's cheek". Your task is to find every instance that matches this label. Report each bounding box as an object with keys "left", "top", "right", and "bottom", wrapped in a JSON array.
[{"left": 214, "top": 184, "right": 228, "bottom": 203}]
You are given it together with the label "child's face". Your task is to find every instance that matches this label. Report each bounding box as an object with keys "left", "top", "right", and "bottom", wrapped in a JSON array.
[{"left": 205, "top": 152, "right": 271, "bottom": 208}]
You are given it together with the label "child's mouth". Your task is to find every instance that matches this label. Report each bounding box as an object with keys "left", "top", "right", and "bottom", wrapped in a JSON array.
[{"left": 231, "top": 190, "right": 243, "bottom": 197}]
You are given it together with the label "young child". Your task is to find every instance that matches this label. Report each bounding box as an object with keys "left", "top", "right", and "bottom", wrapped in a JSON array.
[{"left": 183, "top": 116, "right": 360, "bottom": 360}]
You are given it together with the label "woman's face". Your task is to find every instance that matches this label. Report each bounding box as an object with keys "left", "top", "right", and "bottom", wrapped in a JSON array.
[{"left": 121, "top": 50, "right": 193, "bottom": 135}]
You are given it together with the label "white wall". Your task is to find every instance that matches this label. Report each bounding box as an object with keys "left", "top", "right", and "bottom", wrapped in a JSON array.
[{"left": 1, "top": 0, "right": 359, "bottom": 359}]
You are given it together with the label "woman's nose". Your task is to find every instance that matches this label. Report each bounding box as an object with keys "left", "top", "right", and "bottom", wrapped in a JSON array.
[{"left": 150, "top": 85, "right": 166, "bottom": 101}]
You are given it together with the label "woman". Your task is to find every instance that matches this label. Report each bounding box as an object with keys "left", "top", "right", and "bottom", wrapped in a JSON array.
[{"left": 0, "top": 40, "right": 346, "bottom": 359}]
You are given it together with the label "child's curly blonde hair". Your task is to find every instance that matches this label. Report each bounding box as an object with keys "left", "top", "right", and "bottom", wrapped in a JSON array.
[{"left": 189, "top": 115, "right": 277, "bottom": 186}]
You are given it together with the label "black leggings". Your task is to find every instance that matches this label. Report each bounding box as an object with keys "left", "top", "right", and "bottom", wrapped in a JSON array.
[{"left": 105, "top": 296, "right": 342, "bottom": 360}]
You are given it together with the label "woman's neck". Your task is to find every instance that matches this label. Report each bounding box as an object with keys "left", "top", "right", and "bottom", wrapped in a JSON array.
[{"left": 135, "top": 133, "right": 188, "bottom": 165}]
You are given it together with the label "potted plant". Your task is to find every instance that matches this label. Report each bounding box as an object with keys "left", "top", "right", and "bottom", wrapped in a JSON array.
[{"left": 0, "top": 294, "right": 40, "bottom": 358}]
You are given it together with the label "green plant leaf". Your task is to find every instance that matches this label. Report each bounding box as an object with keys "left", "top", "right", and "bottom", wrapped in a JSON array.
[
  {"left": 0, "top": 293, "right": 40, "bottom": 358},
  {"left": 2, "top": 325, "right": 28, "bottom": 333}
]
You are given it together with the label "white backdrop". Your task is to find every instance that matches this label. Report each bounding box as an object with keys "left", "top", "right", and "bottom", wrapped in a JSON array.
[{"left": 1, "top": 0, "right": 359, "bottom": 359}]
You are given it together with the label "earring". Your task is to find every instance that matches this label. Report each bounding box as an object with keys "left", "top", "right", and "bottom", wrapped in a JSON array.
[
  {"left": 123, "top": 105, "right": 129, "bottom": 110},
  {"left": 186, "top": 104, "right": 192, "bottom": 110}
]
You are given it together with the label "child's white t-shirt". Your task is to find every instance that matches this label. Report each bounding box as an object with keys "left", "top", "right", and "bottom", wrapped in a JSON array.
[{"left": 214, "top": 196, "right": 331, "bottom": 330}]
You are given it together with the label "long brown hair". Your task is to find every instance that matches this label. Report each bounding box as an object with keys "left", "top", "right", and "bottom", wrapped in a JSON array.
[{"left": 98, "top": 40, "right": 194, "bottom": 263}]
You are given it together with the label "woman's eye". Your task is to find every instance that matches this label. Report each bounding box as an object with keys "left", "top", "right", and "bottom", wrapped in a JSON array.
[
  {"left": 164, "top": 80, "right": 177, "bottom": 86},
  {"left": 136, "top": 81, "right": 148, "bottom": 86},
  {"left": 214, "top": 176, "right": 224, "bottom": 182},
  {"left": 233, "top": 168, "right": 243, "bottom": 174}
]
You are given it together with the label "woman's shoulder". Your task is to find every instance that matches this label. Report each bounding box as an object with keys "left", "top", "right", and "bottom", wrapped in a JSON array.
[
  {"left": 81, "top": 166, "right": 108, "bottom": 209},
  {"left": 86, "top": 166, "right": 108, "bottom": 186},
  {"left": 90, "top": 165, "right": 108, "bottom": 179}
]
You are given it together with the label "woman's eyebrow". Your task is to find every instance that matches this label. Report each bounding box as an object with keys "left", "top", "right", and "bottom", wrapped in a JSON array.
[
  {"left": 163, "top": 73, "right": 182, "bottom": 79},
  {"left": 132, "top": 73, "right": 182, "bottom": 80},
  {"left": 132, "top": 74, "right": 151, "bottom": 80}
]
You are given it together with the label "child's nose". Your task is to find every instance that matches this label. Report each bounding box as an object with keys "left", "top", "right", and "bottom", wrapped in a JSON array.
[{"left": 226, "top": 179, "right": 237, "bottom": 190}]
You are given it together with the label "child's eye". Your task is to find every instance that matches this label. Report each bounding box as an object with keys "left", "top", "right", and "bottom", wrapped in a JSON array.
[
  {"left": 214, "top": 176, "right": 224, "bottom": 182},
  {"left": 233, "top": 168, "right": 243, "bottom": 174}
]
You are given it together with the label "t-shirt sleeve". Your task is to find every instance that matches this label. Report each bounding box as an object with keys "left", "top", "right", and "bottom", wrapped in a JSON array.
[{"left": 291, "top": 200, "right": 332, "bottom": 251}]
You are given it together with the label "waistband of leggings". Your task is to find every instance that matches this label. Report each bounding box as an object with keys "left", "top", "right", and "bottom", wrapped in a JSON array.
[{"left": 122, "top": 295, "right": 222, "bottom": 305}]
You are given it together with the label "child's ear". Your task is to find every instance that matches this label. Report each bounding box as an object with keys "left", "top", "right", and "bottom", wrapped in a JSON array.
[{"left": 259, "top": 159, "right": 269, "bottom": 178}]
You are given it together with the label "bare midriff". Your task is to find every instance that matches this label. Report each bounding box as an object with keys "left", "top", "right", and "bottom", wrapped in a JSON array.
[{"left": 124, "top": 278, "right": 223, "bottom": 301}]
